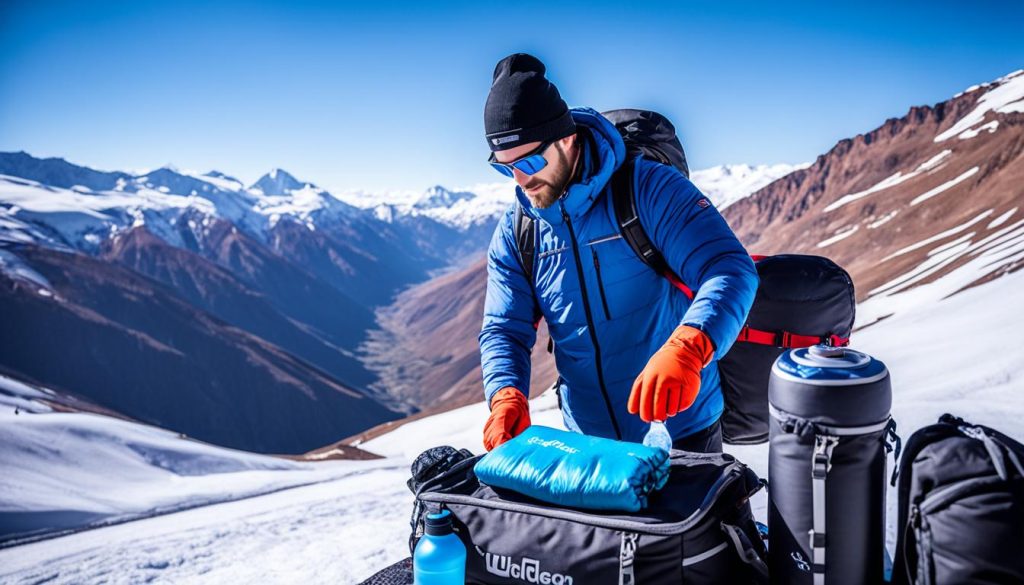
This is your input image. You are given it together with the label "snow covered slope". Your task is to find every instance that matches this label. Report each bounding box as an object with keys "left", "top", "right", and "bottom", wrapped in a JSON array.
[
  {"left": 0, "top": 374, "right": 391, "bottom": 546},
  {"left": 690, "top": 163, "right": 808, "bottom": 210},
  {"left": 2, "top": 262, "right": 1022, "bottom": 583}
]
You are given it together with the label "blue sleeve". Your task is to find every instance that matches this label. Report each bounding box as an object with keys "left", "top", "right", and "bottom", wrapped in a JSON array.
[
  {"left": 633, "top": 159, "right": 758, "bottom": 359},
  {"left": 478, "top": 207, "right": 541, "bottom": 405}
]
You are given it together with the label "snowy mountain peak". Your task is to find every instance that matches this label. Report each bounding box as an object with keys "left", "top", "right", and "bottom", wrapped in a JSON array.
[
  {"left": 200, "top": 170, "right": 245, "bottom": 192},
  {"left": 690, "top": 162, "right": 809, "bottom": 210},
  {"left": 136, "top": 167, "right": 231, "bottom": 197},
  {"left": 937, "top": 68, "right": 1024, "bottom": 142},
  {"left": 251, "top": 168, "right": 307, "bottom": 196},
  {"left": 0, "top": 151, "right": 130, "bottom": 192},
  {"left": 204, "top": 170, "right": 241, "bottom": 182},
  {"left": 414, "top": 185, "right": 476, "bottom": 210}
]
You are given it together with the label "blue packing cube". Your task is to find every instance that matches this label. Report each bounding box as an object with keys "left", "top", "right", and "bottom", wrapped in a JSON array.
[{"left": 473, "top": 425, "right": 670, "bottom": 512}]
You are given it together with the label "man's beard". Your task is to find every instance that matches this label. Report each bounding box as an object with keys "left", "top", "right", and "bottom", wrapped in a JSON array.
[{"left": 523, "top": 144, "right": 574, "bottom": 209}]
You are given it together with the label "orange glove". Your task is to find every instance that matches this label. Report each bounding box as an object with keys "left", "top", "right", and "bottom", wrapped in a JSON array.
[
  {"left": 483, "top": 387, "right": 531, "bottom": 451},
  {"left": 628, "top": 325, "right": 714, "bottom": 423}
]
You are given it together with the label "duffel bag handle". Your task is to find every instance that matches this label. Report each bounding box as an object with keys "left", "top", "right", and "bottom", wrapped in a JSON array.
[{"left": 721, "top": 522, "right": 770, "bottom": 584}]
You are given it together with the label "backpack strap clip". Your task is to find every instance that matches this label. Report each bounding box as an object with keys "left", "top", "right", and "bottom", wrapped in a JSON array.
[{"left": 810, "top": 434, "right": 839, "bottom": 585}]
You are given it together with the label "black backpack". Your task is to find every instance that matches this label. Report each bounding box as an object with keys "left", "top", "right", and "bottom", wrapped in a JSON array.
[
  {"left": 892, "top": 414, "right": 1024, "bottom": 585},
  {"left": 719, "top": 255, "right": 855, "bottom": 445}
]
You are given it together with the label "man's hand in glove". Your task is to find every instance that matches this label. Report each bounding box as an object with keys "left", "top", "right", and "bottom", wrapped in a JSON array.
[
  {"left": 483, "top": 387, "right": 531, "bottom": 451},
  {"left": 628, "top": 325, "right": 714, "bottom": 423}
]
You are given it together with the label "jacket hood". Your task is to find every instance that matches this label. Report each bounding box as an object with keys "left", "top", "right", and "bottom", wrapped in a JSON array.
[{"left": 515, "top": 107, "right": 626, "bottom": 225}]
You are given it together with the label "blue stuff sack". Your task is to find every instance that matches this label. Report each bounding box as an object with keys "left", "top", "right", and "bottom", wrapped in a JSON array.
[{"left": 473, "top": 425, "right": 670, "bottom": 512}]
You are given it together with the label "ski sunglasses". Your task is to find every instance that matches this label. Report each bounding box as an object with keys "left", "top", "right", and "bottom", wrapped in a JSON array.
[{"left": 488, "top": 139, "right": 557, "bottom": 178}]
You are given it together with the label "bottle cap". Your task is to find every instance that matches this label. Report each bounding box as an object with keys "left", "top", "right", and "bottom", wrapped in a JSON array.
[{"left": 425, "top": 509, "right": 454, "bottom": 536}]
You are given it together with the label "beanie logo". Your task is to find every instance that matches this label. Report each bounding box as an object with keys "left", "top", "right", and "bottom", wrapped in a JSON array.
[{"left": 492, "top": 134, "right": 520, "bottom": 146}]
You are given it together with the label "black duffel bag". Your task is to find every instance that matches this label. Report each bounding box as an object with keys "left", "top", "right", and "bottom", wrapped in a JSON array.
[
  {"left": 892, "top": 414, "right": 1024, "bottom": 585},
  {"left": 409, "top": 447, "right": 768, "bottom": 584},
  {"left": 719, "top": 254, "right": 856, "bottom": 445}
]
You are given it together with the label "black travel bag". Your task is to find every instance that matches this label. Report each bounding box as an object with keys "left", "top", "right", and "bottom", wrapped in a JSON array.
[
  {"left": 892, "top": 414, "right": 1024, "bottom": 585},
  {"left": 719, "top": 254, "right": 856, "bottom": 445},
  {"left": 407, "top": 446, "right": 768, "bottom": 584}
]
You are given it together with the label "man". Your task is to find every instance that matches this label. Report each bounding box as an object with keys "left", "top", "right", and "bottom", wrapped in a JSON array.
[{"left": 479, "top": 53, "right": 757, "bottom": 453}]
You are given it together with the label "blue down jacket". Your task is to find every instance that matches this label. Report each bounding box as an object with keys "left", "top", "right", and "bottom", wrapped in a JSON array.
[{"left": 479, "top": 108, "right": 758, "bottom": 443}]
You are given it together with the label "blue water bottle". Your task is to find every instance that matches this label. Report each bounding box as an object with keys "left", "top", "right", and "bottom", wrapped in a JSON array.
[{"left": 413, "top": 510, "right": 466, "bottom": 585}]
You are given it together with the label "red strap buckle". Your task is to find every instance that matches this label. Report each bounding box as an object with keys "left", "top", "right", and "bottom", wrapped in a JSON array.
[
  {"left": 827, "top": 334, "right": 850, "bottom": 347},
  {"left": 737, "top": 326, "right": 850, "bottom": 349}
]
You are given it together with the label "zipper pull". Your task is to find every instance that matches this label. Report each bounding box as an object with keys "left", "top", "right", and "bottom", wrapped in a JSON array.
[{"left": 619, "top": 532, "right": 638, "bottom": 585}]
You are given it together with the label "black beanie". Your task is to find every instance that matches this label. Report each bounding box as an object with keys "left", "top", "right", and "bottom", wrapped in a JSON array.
[{"left": 484, "top": 53, "right": 576, "bottom": 152}]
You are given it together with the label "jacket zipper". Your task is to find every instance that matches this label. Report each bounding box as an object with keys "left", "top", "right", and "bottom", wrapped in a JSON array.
[
  {"left": 561, "top": 202, "right": 622, "bottom": 439},
  {"left": 591, "top": 247, "right": 612, "bottom": 320}
]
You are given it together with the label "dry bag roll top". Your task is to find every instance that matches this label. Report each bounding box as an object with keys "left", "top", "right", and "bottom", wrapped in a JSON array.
[
  {"left": 720, "top": 255, "right": 856, "bottom": 445},
  {"left": 767, "top": 346, "right": 900, "bottom": 585}
]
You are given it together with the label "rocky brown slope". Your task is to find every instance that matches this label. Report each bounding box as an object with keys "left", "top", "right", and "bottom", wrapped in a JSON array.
[{"left": 724, "top": 70, "right": 1024, "bottom": 300}]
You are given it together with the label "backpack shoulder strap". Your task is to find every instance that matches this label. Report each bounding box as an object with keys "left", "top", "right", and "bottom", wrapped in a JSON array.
[
  {"left": 611, "top": 159, "right": 694, "bottom": 299},
  {"left": 512, "top": 202, "right": 550, "bottom": 349},
  {"left": 512, "top": 201, "right": 536, "bottom": 282}
]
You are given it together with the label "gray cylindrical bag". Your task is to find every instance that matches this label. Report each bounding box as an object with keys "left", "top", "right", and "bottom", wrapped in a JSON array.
[{"left": 768, "top": 345, "right": 897, "bottom": 585}]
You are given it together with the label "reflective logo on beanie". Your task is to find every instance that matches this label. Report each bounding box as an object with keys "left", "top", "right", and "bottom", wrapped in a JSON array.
[{"left": 492, "top": 134, "right": 520, "bottom": 146}]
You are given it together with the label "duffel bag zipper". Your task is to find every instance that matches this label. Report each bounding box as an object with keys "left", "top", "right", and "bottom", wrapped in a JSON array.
[{"left": 420, "top": 465, "right": 745, "bottom": 536}]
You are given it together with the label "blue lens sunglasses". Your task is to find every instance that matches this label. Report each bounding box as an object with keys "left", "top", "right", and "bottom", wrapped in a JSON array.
[{"left": 488, "top": 139, "right": 556, "bottom": 178}]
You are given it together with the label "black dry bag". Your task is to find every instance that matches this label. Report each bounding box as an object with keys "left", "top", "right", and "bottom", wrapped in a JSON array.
[{"left": 767, "top": 346, "right": 900, "bottom": 585}]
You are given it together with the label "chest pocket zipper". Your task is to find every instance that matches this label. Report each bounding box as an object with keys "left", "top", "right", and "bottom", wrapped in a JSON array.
[{"left": 591, "top": 247, "right": 613, "bottom": 320}]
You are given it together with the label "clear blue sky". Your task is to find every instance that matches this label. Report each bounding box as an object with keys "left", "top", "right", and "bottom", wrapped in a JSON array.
[{"left": 2, "top": 0, "right": 1022, "bottom": 193}]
